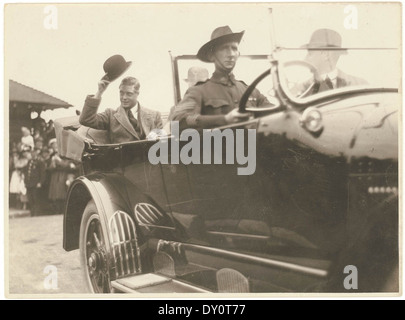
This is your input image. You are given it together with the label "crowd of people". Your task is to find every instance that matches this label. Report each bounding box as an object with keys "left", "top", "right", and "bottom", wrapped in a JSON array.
[{"left": 9, "top": 118, "right": 79, "bottom": 216}]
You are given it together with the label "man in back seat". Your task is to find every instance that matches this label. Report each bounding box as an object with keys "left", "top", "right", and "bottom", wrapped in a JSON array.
[{"left": 79, "top": 76, "right": 162, "bottom": 143}]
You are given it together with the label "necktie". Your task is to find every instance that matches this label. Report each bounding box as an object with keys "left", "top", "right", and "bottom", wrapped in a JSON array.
[
  {"left": 228, "top": 73, "right": 236, "bottom": 85},
  {"left": 127, "top": 109, "right": 138, "bottom": 130},
  {"left": 324, "top": 76, "right": 334, "bottom": 89},
  {"left": 127, "top": 109, "right": 143, "bottom": 139}
]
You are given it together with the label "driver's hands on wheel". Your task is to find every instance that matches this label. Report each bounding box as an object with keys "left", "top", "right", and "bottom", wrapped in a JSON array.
[{"left": 225, "top": 108, "right": 251, "bottom": 124}]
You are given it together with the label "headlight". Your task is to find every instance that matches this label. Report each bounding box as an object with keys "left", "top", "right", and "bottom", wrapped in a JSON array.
[{"left": 299, "top": 107, "right": 323, "bottom": 133}]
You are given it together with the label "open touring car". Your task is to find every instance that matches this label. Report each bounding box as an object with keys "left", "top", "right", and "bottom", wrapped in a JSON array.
[{"left": 56, "top": 31, "right": 399, "bottom": 294}]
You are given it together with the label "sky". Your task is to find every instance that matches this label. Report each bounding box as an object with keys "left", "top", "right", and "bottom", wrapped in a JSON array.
[{"left": 4, "top": 2, "right": 401, "bottom": 121}]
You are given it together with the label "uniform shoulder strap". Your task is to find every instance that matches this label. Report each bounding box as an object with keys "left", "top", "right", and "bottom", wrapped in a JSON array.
[
  {"left": 236, "top": 79, "right": 249, "bottom": 87},
  {"left": 194, "top": 79, "right": 209, "bottom": 86}
]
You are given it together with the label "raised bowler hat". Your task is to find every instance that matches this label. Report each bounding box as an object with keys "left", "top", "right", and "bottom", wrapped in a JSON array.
[{"left": 101, "top": 55, "right": 132, "bottom": 81}]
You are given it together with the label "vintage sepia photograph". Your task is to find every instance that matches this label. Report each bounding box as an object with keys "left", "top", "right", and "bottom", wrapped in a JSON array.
[{"left": 3, "top": 2, "right": 401, "bottom": 297}]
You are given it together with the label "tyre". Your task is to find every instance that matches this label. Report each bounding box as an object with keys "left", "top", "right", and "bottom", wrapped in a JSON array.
[{"left": 79, "top": 200, "right": 111, "bottom": 293}]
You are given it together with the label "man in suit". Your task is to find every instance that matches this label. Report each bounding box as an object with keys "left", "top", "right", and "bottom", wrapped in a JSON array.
[
  {"left": 79, "top": 76, "right": 163, "bottom": 143},
  {"left": 294, "top": 28, "right": 368, "bottom": 97},
  {"left": 172, "top": 25, "right": 272, "bottom": 130},
  {"left": 24, "top": 150, "right": 46, "bottom": 216}
]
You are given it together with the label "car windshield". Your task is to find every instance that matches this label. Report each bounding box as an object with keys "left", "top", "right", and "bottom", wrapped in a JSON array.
[{"left": 278, "top": 48, "right": 400, "bottom": 100}]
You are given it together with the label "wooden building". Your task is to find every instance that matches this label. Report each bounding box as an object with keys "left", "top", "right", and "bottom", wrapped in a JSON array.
[{"left": 9, "top": 79, "right": 72, "bottom": 144}]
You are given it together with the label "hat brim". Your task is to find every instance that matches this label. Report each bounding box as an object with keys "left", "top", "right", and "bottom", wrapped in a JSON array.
[
  {"left": 101, "top": 61, "right": 132, "bottom": 82},
  {"left": 197, "top": 31, "right": 244, "bottom": 63},
  {"left": 301, "top": 44, "right": 348, "bottom": 54}
]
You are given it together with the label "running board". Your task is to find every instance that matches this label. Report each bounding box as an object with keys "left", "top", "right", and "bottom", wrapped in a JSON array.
[{"left": 111, "top": 273, "right": 212, "bottom": 293}]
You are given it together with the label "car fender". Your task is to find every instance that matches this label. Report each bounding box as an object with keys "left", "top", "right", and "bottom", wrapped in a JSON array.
[{"left": 63, "top": 172, "right": 147, "bottom": 252}]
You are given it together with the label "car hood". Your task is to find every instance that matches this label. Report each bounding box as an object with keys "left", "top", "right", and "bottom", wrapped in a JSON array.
[{"left": 258, "top": 92, "right": 399, "bottom": 161}]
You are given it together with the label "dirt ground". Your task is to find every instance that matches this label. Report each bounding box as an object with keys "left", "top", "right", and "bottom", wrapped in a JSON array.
[{"left": 7, "top": 214, "right": 87, "bottom": 296}]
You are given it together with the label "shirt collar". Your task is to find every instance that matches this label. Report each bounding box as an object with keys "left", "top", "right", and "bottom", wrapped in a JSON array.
[
  {"left": 211, "top": 70, "right": 236, "bottom": 85},
  {"left": 322, "top": 69, "right": 338, "bottom": 81},
  {"left": 124, "top": 102, "right": 139, "bottom": 113}
]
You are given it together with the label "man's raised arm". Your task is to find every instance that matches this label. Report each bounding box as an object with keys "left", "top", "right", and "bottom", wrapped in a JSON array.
[{"left": 79, "top": 80, "right": 111, "bottom": 130}]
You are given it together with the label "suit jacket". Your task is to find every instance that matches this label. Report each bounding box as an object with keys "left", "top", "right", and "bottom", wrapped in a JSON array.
[
  {"left": 293, "top": 69, "right": 368, "bottom": 97},
  {"left": 79, "top": 95, "right": 163, "bottom": 144},
  {"left": 335, "top": 70, "right": 368, "bottom": 87},
  {"left": 24, "top": 158, "right": 46, "bottom": 188}
]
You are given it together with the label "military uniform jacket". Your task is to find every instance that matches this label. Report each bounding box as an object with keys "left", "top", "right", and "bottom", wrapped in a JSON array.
[
  {"left": 79, "top": 95, "right": 163, "bottom": 144},
  {"left": 172, "top": 70, "right": 270, "bottom": 129}
]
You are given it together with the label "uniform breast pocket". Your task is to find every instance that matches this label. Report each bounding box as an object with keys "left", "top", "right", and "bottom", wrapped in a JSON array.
[{"left": 204, "top": 99, "right": 231, "bottom": 115}]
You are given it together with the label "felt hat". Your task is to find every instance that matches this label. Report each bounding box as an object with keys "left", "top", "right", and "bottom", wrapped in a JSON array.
[
  {"left": 184, "top": 67, "right": 209, "bottom": 85},
  {"left": 197, "top": 26, "right": 244, "bottom": 62},
  {"left": 101, "top": 55, "right": 132, "bottom": 81},
  {"left": 302, "top": 28, "right": 347, "bottom": 53}
]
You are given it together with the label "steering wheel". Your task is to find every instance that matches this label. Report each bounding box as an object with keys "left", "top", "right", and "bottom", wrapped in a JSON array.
[
  {"left": 238, "top": 68, "right": 271, "bottom": 113},
  {"left": 281, "top": 60, "right": 322, "bottom": 98}
]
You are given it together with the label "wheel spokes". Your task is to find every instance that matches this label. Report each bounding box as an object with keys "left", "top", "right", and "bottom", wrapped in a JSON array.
[
  {"left": 86, "top": 217, "right": 109, "bottom": 293},
  {"left": 93, "top": 232, "right": 101, "bottom": 249}
]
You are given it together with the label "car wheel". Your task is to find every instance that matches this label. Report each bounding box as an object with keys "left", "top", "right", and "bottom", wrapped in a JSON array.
[{"left": 79, "top": 200, "right": 111, "bottom": 293}]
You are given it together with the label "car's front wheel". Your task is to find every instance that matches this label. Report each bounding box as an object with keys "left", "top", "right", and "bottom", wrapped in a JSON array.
[{"left": 79, "top": 200, "right": 111, "bottom": 293}]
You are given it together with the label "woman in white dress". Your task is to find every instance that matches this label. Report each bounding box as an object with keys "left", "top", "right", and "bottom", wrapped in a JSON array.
[{"left": 9, "top": 149, "right": 30, "bottom": 209}]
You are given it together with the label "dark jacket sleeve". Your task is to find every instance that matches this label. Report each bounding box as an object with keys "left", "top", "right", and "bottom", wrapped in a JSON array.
[
  {"left": 79, "top": 95, "right": 110, "bottom": 130},
  {"left": 252, "top": 88, "right": 272, "bottom": 107},
  {"left": 172, "top": 87, "right": 227, "bottom": 130}
]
